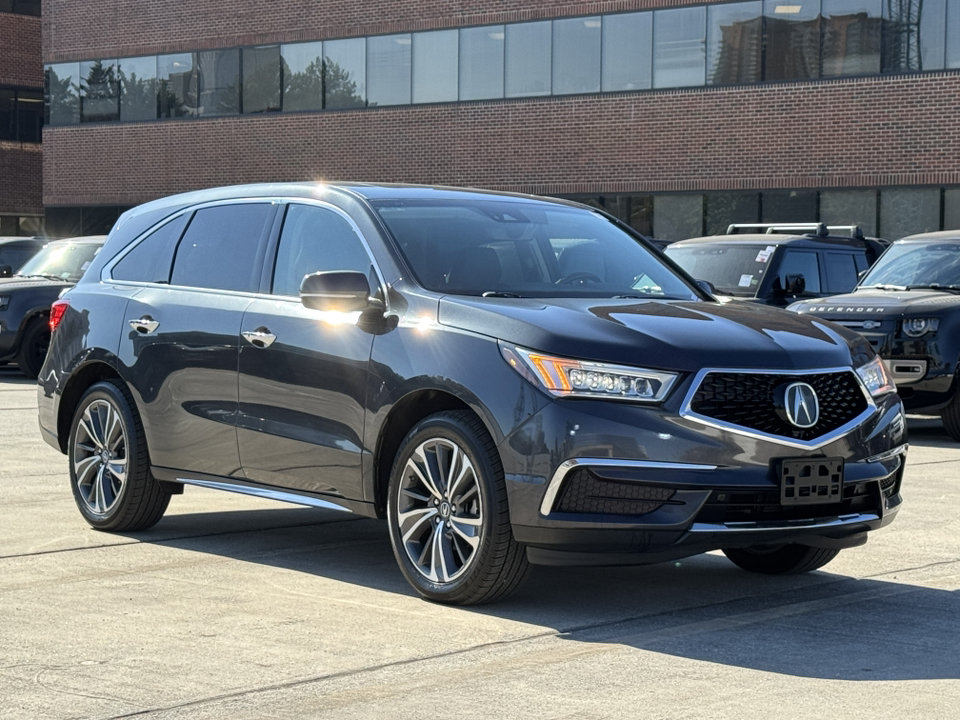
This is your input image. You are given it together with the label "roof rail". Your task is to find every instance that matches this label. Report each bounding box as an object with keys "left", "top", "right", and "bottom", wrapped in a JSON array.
[{"left": 725, "top": 222, "right": 864, "bottom": 240}]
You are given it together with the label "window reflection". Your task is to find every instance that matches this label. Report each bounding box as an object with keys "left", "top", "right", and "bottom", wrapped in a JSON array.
[
  {"left": 157, "top": 53, "right": 197, "bottom": 118},
  {"left": 413, "top": 30, "right": 458, "bottom": 103},
  {"left": 324, "top": 38, "right": 366, "bottom": 109},
  {"left": 460, "top": 25, "right": 504, "bottom": 100},
  {"left": 764, "top": 0, "right": 821, "bottom": 80},
  {"left": 506, "top": 21, "right": 552, "bottom": 97},
  {"left": 705, "top": 193, "right": 761, "bottom": 234},
  {"left": 46, "top": 62, "right": 80, "bottom": 125},
  {"left": 822, "top": 0, "right": 882, "bottom": 76},
  {"left": 883, "top": 0, "right": 946, "bottom": 71},
  {"left": 368, "top": 34, "right": 411, "bottom": 106},
  {"left": 948, "top": 0, "right": 960, "bottom": 68},
  {"left": 197, "top": 49, "right": 240, "bottom": 115},
  {"left": 819, "top": 189, "right": 877, "bottom": 236},
  {"left": 80, "top": 59, "right": 120, "bottom": 122},
  {"left": 243, "top": 46, "right": 281, "bottom": 113},
  {"left": 654, "top": 7, "right": 707, "bottom": 88},
  {"left": 553, "top": 17, "right": 601, "bottom": 95},
  {"left": 880, "top": 188, "right": 941, "bottom": 239},
  {"left": 120, "top": 56, "right": 157, "bottom": 121},
  {"left": 602, "top": 13, "right": 653, "bottom": 91},
  {"left": 707, "top": 2, "right": 763, "bottom": 84},
  {"left": 281, "top": 42, "right": 324, "bottom": 111}
]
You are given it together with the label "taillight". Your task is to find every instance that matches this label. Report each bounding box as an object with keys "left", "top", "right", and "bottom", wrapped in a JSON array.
[{"left": 49, "top": 300, "right": 69, "bottom": 332}]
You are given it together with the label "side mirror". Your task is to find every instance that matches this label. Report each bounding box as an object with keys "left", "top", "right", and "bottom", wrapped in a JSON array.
[
  {"left": 696, "top": 279, "right": 718, "bottom": 295},
  {"left": 857, "top": 269, "right": 868, "bottom": 281},
  {"left": 784, "top": 273, "right": 806, "bottom": 295},
  {"left": 300, "top": 271, "right": 381, "bottom": 313},
  {"left": 0, "top": 265, "right": 12, "bottom": 279}
]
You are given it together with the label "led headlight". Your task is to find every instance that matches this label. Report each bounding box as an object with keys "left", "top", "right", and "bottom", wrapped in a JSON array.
[
  {"left": 902, "top": 317, "right": 939, "bottom": 337},
  {"left": 856, "top": 355, "right": 896, "bottom": 398},
  {"left": 501, "top": 344, "right": 677, "bottom": 402}
]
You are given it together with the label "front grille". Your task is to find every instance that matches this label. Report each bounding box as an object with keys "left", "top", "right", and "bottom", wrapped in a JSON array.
[
  {"left": 688, "top": 371, "right": 869, "bottom": 441},
  {"left": 695, "top": 482, "right": 877, "bottom": 525},
  {"left": 554, "top": 469, "right": 675, "bottom": 516}
]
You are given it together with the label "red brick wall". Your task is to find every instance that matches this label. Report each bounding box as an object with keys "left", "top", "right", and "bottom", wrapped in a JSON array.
[
  {"left": 0, "top": 12, "right": 42, "bottom": 87},
  {"left": 42, "top": 72, "right": 960, "bottom": 207},
  {"left": 43, "top": 0, "right": 703, "bottom": 61},
  {"left": 0, "top": 142, "right": 43, "bottom": 214}
]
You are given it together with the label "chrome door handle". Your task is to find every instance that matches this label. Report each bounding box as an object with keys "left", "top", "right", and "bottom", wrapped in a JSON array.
[
  {"left": 242, "top": 328, "right": 277, "bottom": 348},
  {"left": 129, "top": 316, "right": 159, "bottom": 334}
]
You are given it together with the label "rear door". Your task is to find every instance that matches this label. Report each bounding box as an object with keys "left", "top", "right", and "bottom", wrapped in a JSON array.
[{"left": 115, "top": 201, "right": 276, "bottom": 478}]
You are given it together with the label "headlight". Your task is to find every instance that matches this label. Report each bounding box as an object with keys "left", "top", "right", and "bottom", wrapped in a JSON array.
[
  {"left": 902, "top": 318, "right": 939, "bottom": 337},
  {"left": 856, "top": 355, "right": 896, "bottom": 397},
  {"left": 501, "top": 344, "right": 678, "bottom": 402},
  {"left": 0, "top": 296, "right": 8, "bottom": 311}
]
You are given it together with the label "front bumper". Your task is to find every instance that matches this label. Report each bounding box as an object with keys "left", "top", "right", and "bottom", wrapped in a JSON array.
[{"left": 500, "top": 391, "right": 905, "bottom": 566}]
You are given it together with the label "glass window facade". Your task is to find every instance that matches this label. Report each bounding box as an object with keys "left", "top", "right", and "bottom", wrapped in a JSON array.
[
  {"left": 948, "top": 0, "right": 960, "bottom": 68},
  {"left": 46, "top": 62, "right": 80, "bottom": 125},
  {"left": 705, "top": 192, "right": 761, "bottom": 234},
  {"left": 653, "top": 194, "right": 704, "bottom": 240},
  {"left": 413, "top": 30, "right": 458, "bottom": 103},
  {"left": 281, "top": 42, "right": 324, "bottom": 112},
  {"left": 602, "top": 13, "right": 653, "bottom": 92},
  {"left": 120, "top": 56, "right": 157, "bottom": 121},
  {"left": 654, "top": 6, "right": 707, "bottom": 88},
  {"left": 0, "top": 1, "right": 41, "bottom": 16},
  {"left": 764, "top": 0, "right": 821, "bottom": 80},
  {"left": 880, "top": 187, "right": 941, "bottom": 239},
  {"left": 762, "top": 190, "right": 818, "bottom": 222},
  {"left": 80, "top": 59, "right": 119, "bottom": 122},
  {"left": 324, "top": 38, "right": 366, "bottom": 109},
  {"left": 243, "top": 45, "right": 281, "bottom": 113},
  {"left": 0, "top": 88, "right": 43, "bottom": 142},
  {"left": 459, "top": 26, "right": 504, "bottom": 100},
  {"left": 157, "top": 53, "right": 197, "bottom": 118},
  {"left": 552, "top": 17, "right": 601, "bottom": 95},
  {"left": 197, "top": 49, "right": 240, "bottom": 115},
  {"left": 505, "top": 21, "right": 552, "bottom": 98},
  {"left": 821, "top": 0, "right": 882, "bottom": 76},
  {"left": 367, "top": 34, "right": 411, "bottom": 106},
  {"left": 883, "top": 0, "right": 946, "bottom": 72},
  {"left": 819, "top": 189, "right": 877, "bottom": 236},
  {"left": 707, "top": 2, "right": 763, "bottom": 85},
  {"left": 945, "top": 189, "right": 960, "bottom": 230}
]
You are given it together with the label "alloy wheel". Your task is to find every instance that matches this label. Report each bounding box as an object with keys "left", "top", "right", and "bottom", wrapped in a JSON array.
[{"left": 72, "top": 399, "right": 128, "bottom": 514}]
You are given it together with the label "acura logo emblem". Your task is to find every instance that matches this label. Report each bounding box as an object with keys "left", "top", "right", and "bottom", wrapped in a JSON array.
[{"left": 783, "top": 382, "right": 819, "bottom": 428}]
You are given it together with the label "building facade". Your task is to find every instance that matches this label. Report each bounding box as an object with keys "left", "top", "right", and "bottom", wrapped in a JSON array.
[
  {"left": 42, "top": 0, "right": 960, "bottom": 240},
  {"left": 1, "top": 0, "right": 43, "bottom": 236}
]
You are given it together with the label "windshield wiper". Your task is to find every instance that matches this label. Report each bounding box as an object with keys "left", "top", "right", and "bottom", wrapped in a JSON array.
[
  {"left": 481, "top": 291, "right": 523, "bottom": 298},
  {"left": 906, "top": 283, "right": 960, "bottom": 294},
  {"left": 17, "top": 273, "right": 64, "bottom": 281},
  {"left": 865, "top": 283, "right": 906, "bottom": 291}
]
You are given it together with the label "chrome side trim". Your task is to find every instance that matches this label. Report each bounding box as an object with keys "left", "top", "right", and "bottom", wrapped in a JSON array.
[
  {"left": 689, "top": 512, "right": 880, "bottom": 533},
  {"left": 176, "top": 477, "right": 353, "bottom": 513},
  {"left": 679, "top": 366, "right": 877, "bottom": 451},
  {"left": 540, "top": 458, "right": 718, "bottom": 516},
  {"left": 866, "top": 444, "right": 909, "bottom": 463}
]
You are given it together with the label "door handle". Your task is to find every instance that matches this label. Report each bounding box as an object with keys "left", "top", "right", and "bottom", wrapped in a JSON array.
[
  {"left": 242, "top": 327, "right": 277, "bottom": 348},
  {"left": 129, "top": 316, "right": 159, "bottom": 334}
]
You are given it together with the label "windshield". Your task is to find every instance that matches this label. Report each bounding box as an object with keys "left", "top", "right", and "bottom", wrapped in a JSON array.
[
  {"left": 372, "top": 199, "right": 699, "bottom": 299},
  {"left": 664, "top": 243, "right": 776, "bottom": 296},
  {"left": 17, "top": 242, "right": 102, "bottom": 283},
  {"left": 861, "top": 242, "right": 960, "bottom": 288}
]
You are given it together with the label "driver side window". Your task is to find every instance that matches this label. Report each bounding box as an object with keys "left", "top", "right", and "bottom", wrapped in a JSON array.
[
  {"left": 272, "top": 204, "right": 372, "bottom": 297},
  {"left": 776, "top": 250, "right": 821, "bottom": 294}
]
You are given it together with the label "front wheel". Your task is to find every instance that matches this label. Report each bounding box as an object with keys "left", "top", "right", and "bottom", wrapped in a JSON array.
[
  {"left": 387, "top": 410, "right": 529, "bottom": 605},
  {"left": 68, "top": 380, "right": 171, "bottom": 531},
  {"left": 16, "top": 317, "right": 50, "bottom": 379},
  {"left": 940, "top": 386, "right": 960, "bottom": 442},
  {"left": 723, "top": 544, "right": 840, "bottom": 574}
]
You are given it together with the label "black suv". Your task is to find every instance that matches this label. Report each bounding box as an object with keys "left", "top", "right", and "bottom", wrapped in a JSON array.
[
  {"left": 664, "top": 224, "right": 887, "bottom": 306},
  {"left": 38, "top": 184, "right": 905, "bottom": 605},
  {"left": 0, "top": 237, "right": 45, "bottom": 277},
  {"left": 0, "top": 236, "right": 106, "bottom": 377},
  {"left": 791, "top": 230, "right": 960, "bottom": 440}
]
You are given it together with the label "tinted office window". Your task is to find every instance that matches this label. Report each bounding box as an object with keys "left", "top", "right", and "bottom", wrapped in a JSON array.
[
  {"left": 459, "top": 25, "right": 505, "bottom": 100},
  {"left": 15, "top": 89, "right": 43, "bottom": 142},
  {"left": 602, "top": 13, "right": 653, "bottom": 92},
  {"left": 324, "top": 38, "right": 366, "bottom": 109},
  {"left": 413, "top": 30, "right": 458, "bottom": 103},
  {"left": 46, "top": 62, "right": 80, "bottom": 125},
  {"left": 707, "top": 2, "right": 763, "bottom": 85},
  {"left": 273, "top": 205, "right": 372, "bottom": 296},
  {"left": 705, "top": 192, "right": 761, "bottom": 235},
  {"left": 945, "top": 188, "right": 960, "bottom": 230},
  {"left": 0, "top": 1, "right": 41, "bottom": 16},
  {"left": 120, "top": 56, "right": 158, "bottom": 121},
  {"left": 81, "top": 206, "right": 121, "bottom": 236},
  {"left": 243, "top": 46, "right": 281, "bottom": 113},
  {"left": 505, "top": 21, "right": 552, "bottom": 98},
  {"left": 764, "top": 0, "right": 821, "bottom": 80},
  {"left": 171, "top": 204, "right": 273, "bottom": 292},
  {"left": 821, "top": 0, "right": 882, "bottom": 76},
  {"left": 197, "top": 49, "right": 240, "bottom": 115},
  {"left": 880, "top": 188, "right": 940, "bottom": 239},
  {"left": 112, "top": 214, "right": 190, "bottom": 283},
  {"left": 653, "top": 195, "right": 704, "bottom": 241},
  {"left": 0, "top": 89, "right": 17, "bottom": 141},
  {"left": 883, "top": 0, "right": 945, "bottom": 72},
  {"left": 80, "top": 59, "right": 120, "bottom": 123},
  {"left": 948, "top": 0, "right": 960, "bottom": 68},
  {"left": 157, "top": 53, "right": 197, "bottom": 117},
  {"left": 367, "top": 34, "right": 411, "bottom": 106},
  {"left": 777, "top": 250, "right": 821, "bottom": 292},
  {"left": 653, "top": 6, "right": 707, "bottom": 88},
  {"left": 825, "top": 252, "right": 859, "bottom": 292},
  {"left": 44, "top": 207, "right": 82, "bottom": 238},
  {"left": 819, "top": 189, "right": 877, "bottom": 236},
  {"left": 281, "top": 42, "right": 323, "bottom": 111},
  {"left": 553, "top": 17, "right": 601, "bottom": 95},
  {"left": 762, "top": 190, "right": 817, "bottom": 222}
]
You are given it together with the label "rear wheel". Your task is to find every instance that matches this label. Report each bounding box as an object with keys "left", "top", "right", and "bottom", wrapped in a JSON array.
[
  {"left": 723, "top": 544, "right": 840, "bottom": 574},
  {"left": 68, "top": 380, "right": 170, "bottom": 531},
  {"left": 16, "top": 316, "right": 50, "bottom": 379},
  {"left": 387, "top": 410, "right": 529, "bottom": 605}
]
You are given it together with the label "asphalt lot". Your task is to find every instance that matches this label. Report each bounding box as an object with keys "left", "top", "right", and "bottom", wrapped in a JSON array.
[{"left": 1, "top": 366, "right": 958, "bottom": 720}]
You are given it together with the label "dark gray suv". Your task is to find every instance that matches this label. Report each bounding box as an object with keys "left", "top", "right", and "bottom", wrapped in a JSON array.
[{"left": 38, "top": 183, "right": 906, "bottom": 604}]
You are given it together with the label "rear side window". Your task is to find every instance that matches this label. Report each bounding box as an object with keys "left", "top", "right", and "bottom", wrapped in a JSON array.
[
  {"left": 824, "top": 251, "right": 859, "bottom": 293},
  {"left": 271, "top": 204, "right": 372, "bottom": 296},
  {"left": 171, "top": 204, "right": 273, "bottom": 292},
  {"left": 112, "top": 214, "right": 189, "bottom": 283}
]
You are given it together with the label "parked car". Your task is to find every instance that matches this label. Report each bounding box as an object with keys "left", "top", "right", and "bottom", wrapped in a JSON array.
[
  {"left": 0, "top": 236, "right": 106, "bottom": 378},
  {"left": 0, "top": 236, "right": 45, "bottom": 277},
  {"left": 38, "top": 184, "right": 905, "bottom": 604},
  {"left": 664, "top": 223, "right": 887, "bottom": 306},
  {"left": 790, "top": 229, "right": 960, "bottom": 440}
]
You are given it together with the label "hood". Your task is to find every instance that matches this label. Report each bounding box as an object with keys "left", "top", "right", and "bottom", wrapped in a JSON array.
[
  {"left": 0, "top": 276, "right": 72, "bottom": 292},
  {"left": 438, "top": 296, "right": 871, "bottom": 372},
  {"left": 791, "top": 288, "right": 960, "bottom": 319}
]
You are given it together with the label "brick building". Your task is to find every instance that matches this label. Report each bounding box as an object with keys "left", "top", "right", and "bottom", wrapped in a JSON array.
[
  {"left": 0, "top": 1, "right": 43, "bottom": 236},
  {"left": 41, "top": 0, "right": 960, "bottom": 240}
]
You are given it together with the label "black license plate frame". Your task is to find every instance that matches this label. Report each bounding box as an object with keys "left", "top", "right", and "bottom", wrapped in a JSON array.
[{"left": 780, "top": 457, "right": 844, "bottom": 506}]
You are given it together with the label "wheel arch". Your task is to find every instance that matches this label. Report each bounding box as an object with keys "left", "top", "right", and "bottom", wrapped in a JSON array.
[{"left": 56, "top": 360, "right": 124, "bottom": 453}]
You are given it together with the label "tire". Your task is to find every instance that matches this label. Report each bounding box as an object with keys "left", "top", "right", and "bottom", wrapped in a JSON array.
[
  {"left": 386, "top": 410, "right": 530, "bottom": 605},
  {"left": 940, "top": 388, "right": 960, "bottom": 442},
  {"left": 16, "top": 316, "right": 50, "bottom": 379},
  {"left": 68, "top": 380, "right": 171, "bottom": 531},
  {"left": 723, "top": 544, "right": 840, "bottom": 574}
]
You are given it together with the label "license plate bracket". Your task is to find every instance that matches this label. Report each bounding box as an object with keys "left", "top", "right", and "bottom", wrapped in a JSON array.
[{"left": 780, "top": 457, "right": 844, "bottom": 505}]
